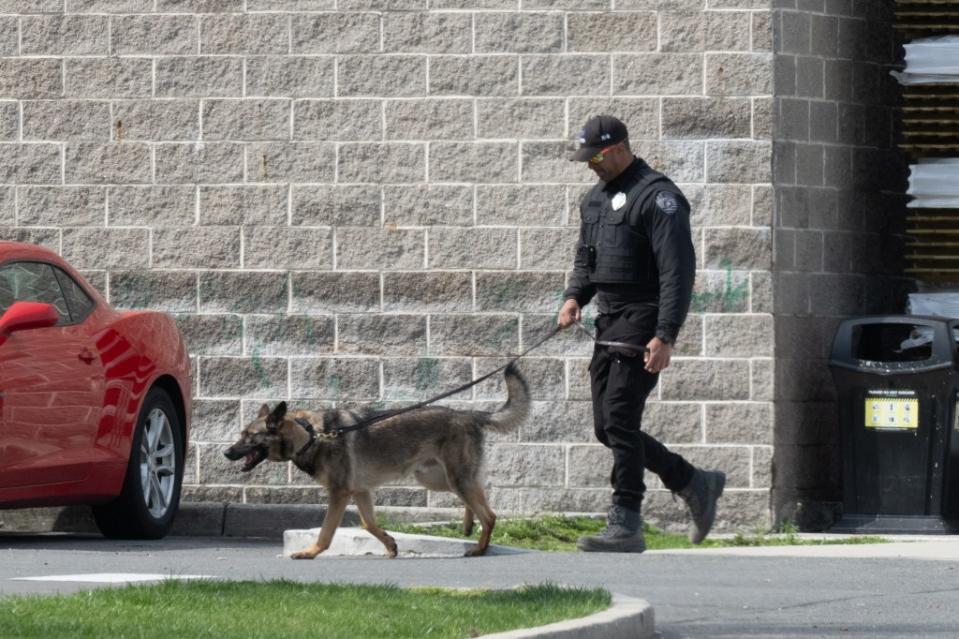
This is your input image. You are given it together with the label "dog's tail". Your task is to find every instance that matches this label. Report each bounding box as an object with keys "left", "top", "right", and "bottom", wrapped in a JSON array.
[{"left": 485, "top": 363, "right": 531, "bottom": 433}]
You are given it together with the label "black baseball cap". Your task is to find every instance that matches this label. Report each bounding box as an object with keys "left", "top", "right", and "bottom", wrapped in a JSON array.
[{"left": 569, "top": 115, "right": 629, "bottom": 162}]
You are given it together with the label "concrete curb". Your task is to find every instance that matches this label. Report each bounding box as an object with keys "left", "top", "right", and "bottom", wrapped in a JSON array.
[
  {"left": 284, "top": 526, "right": 527, "bottom": 557},
  {"left": 476, "top": 594, "right": 654, "bottom": 639}
]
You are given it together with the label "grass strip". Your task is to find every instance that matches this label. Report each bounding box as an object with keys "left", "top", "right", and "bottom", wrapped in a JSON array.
[
  {"left": 383, "top": 516, "right": 886, "bottom": 552},
  {"left": 0, "top": 581, "right": 610, "bottom": 639}
]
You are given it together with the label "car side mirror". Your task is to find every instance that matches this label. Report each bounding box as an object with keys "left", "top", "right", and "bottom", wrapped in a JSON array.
[{"left": 0, "top": 301, "right": 59, "bottom": 337}]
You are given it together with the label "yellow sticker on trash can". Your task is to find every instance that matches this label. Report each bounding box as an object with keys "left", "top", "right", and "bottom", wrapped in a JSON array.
[{"left": 865, "top": 396, "right": 918, "bottom": 430}]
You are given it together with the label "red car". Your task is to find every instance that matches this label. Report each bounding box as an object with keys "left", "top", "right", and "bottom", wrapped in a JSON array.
[{"left": 0, "top": 242, "right": 190, "bottom": 539}]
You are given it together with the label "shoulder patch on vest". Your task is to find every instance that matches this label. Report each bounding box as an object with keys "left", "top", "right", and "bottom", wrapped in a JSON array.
[{"left": 655, "top": 191, "right": 679, "bottom": 215}]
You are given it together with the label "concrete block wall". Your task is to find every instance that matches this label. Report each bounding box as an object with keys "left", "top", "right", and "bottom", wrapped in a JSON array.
[
  {"left": 771, "top": 0, "right": 910, "bottom": 529},
  {"left": 0, "top": 0, "right": 774, "bottom": 532}
]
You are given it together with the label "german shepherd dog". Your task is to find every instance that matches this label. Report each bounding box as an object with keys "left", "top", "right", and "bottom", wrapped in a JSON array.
[{"left": 223, "top": 364, "right": 529, "bottom": 558}]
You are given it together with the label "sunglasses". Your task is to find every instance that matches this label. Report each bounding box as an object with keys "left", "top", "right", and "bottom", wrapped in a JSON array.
[{"left": 588, "top": 144, "right": 620, "bottom": 165}]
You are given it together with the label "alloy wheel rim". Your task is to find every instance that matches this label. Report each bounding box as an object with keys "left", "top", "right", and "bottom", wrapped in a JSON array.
[{"left": 139, "top": 408, "right": 176, "bottom": 519}]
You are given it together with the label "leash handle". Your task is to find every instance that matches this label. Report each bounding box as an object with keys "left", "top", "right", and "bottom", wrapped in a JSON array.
[{"left": 572, "top": 320, "right": 650, "bottom": 355}]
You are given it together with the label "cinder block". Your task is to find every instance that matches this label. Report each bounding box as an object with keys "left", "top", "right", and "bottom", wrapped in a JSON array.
[
  {"left": 155, "top": 142, "right": 245, "bottom": 184},
  {"left": 383, "top": 184, "right": 473, "bottom": 226},
  {"left": 246, "top": 56, "right": 335, "bottom": 98},
  {"left": 109, "top": 270, "right": 198, "bottom": 312},
  {"left": 338, "top": 142, "right": 426, "bottom": 183},
  {"left": 156, "top": 57, "right": 244, "bottom": 98},
  {"left": 336, "top": 227, "right": 425, "bottom": 270},
  {"left": 113, "top": 100, "right": 199, "bottom": 141},
  {"left": 337, "top": 314, "right": 428, "bottom": 356},
  {"left": 382, "top": 271, "right": 472, "bottom": 313},
  {"left": 200, "top": 14, "right": 288, "bottom": 55},
  {"left": 0, "top": 59, "right": 62, "bottom": 99},
  {"left": 567, "top": 11, "right": 656, "bottom": 52},
  {"left": 476, "top": 98, "right": 564, "bottom": 139},
  {"left": 153, "top": 226, "right": 242, "bottom": 269},
  {"left": 429, "top": 55, "right": 519, "bottom": 96},
  {"left": 291, "top": 271, "right": 380, "bottom": 313},
  {"left": 704, "top": 313, "right": 774, "bottom": 357},
  {"left": 475, "top": 12, "right": 564, "bottom": 53},
  {"left": 64, "top": 58, "right": 152, "bottom": 99},
  {"left": 294, "top": 99, "right": 383, "bottom": 141},
  {"left": 662, "top": 97, "right": 751, "bottom": 139},
  {"left": 614, "top": 54, "right": 703, "bottom": 95},
  {"left": 384, "top": 99, "right": 473, "bottom": 140},
  {"left": 520, "top": 227, "right": 578, "bottom": 270},
  {"left": 475, "top": 271, "right": 566, "bottom": 312},
  {"left": 199, "top": 357, "right": 290, "bottom": 400},
  {"left": 476, "top": 185, "right": 564, "bottom": 226},
  {"left": 244, "top": 314, "right": 335, "bottom": 357},
  {"left": 429, "top": 142, "right": 516, "bottom": 183},
  {"left": 18, "top": 186, "right": 105, "bottom": 226},
  {"left": 706, "top": 53, "right": 773, "bottom": 96},
  {"left": 382, "top": 357, "right": 472, "bottom": 400},
  {"left": 65, "top": 143, "right": 152, "bottom": 184},
  {"left": 200, "top": 270, "right": 289, "bottom": 314},
  {"left": 486, "top": 444, "right": 565, "bottom": 487},
  {"left": 0, "top": 101, "right": 16, "bottom": 140},
  {"left": 288, "top": 357, "right": 380, "bottom": 399},
  {"left": 706, "top": 402, "right": 773, "bottom": 445},
  {"left": 21, "top": 15, "right": 109, "bottom": 56},
  {"left": 522, "top": 55, "right": 610, "bottom": 95},
  {"left": 706, "top": 140, "right": 772, "bottom": 183},
  {"left": 62, "top": 227, "right": 150, "bottom": 269},
  {"left": 383, "top": 11, "right": 471, "bottom": 53},
  {"left": 291, "top": 12, "right": 381, "bottom": 54},
  {"left": 429, "top": 227, "right": 517, "bottom": 269},
  {"left": 109, "top": 186, "right": 196, "bottom": 226},
  {"left": 203, "top": 99, "right": 291, "bottom": 141},
  {"left": 243, "top": 225, "right": 333, "bottom": 270},
  {"left": 293, "top": 184, "right": 381, "bottom": 226},
  {"left": 112, "top": 14, "right": 197, "bottom": 55},
  {"left": 704, "top": 227, "right": 772, "bottom": 270},
  {"left": 174, "top": 313, "right": 244, "bottom": 356},
  {"left": 660, "top": 358, "right": 751, "bottom": 401},
  {"left": 247, "top": 142, "right": 336, "bottom": 183},
  {"left": 338, "top": 55, "right": 427, "bottom": 97},
  {"left": 429, "top": 314, "right": 519, "bottom": 357},
  {"left": 200, "top": 185, "right": 287, "bottom": 226},
  {"left": 568, "top": 97, "right": 659, "bottom": 140}
]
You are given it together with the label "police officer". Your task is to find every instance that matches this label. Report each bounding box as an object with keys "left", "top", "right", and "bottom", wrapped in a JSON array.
[{"left": 557, "top": 115, "right": 726, "bottom": 553}]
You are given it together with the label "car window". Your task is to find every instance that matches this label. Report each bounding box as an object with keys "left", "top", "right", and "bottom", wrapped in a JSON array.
[
  {"left": 52, "top": 266, "right": 95, "bottom": 322},
  {"left": 0, "top": 262, "right": 71, "bottom": 324}
]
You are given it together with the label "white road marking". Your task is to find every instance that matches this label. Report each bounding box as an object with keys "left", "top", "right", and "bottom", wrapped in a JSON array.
[{"left": 12, "top": 573, "right": 215, "bottom": 584}]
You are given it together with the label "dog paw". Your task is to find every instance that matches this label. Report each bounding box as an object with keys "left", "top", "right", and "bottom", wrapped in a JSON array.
[
  {"left": 463, "top": 546, "right": 487, "bottom": 558},
  {"left": 290, "top": 549, "right": 319, "bottom": 560}
]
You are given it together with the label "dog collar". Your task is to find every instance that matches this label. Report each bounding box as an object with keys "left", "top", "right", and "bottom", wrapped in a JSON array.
[{"left": 293, "top": 417, "right": 318, "bottom": 456}]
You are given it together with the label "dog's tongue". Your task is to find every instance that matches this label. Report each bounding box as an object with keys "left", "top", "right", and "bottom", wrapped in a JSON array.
[{"left": 242, "top": 452, "right": 256, "bottom": 472}]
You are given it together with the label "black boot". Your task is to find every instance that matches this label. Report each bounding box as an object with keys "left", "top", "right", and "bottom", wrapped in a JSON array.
[
  {"left": 576, "top": 504, "right": 646, "bottom": 553},
  {"left": 678, "top": 468, "right": 726, "bottom": 544}
]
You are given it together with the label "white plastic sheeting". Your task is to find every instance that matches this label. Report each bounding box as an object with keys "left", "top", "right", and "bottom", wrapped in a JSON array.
[
  {"left": 908, "top": 159, "right": 959, "bottom": 208},
  {"left": 892, "top": 36, "right": 959, "bottom": 84}
]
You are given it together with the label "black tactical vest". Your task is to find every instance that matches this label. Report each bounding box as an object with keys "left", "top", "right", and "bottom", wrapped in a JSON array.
[{"left": 579, "top": 162, "right": 684, "bottom": 286}]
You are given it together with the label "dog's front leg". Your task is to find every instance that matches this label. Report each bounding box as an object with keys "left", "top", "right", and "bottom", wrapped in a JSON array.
[{"left": 290, "top": 490, "right": 351, "bottom": 560}]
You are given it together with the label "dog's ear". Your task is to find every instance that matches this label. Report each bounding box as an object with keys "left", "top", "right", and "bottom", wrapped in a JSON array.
[
  {"left": 271, "top": 401, "right": 287, "bottom": 422},
  {"left": 257, "top": 403, "right": 271, "bottom": 418}
]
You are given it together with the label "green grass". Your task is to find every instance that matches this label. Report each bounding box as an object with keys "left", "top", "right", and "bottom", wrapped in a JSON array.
[
  {"left": 0, "top": 581, "right": 610, "bottom": 639},
  {"left": 383, "top": 515, "right": 886, "bottom": 552}
]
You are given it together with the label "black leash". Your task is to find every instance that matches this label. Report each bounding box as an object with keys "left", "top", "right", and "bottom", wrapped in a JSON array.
[
  {"left": 295, "top": 319, "right": 648, "bottom": 442},
  {"left": 317, "top": 325, "right": 563, "bottom": 438}
]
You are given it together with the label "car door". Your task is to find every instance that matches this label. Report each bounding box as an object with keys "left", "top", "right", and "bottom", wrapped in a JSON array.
[{"left": 0, "top": 261, "right": 105, "bottom": 488}]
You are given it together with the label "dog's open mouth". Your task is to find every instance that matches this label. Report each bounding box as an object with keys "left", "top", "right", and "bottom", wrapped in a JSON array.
[{"left": 241, "top": 447, "right": 267, "bottom": 472}]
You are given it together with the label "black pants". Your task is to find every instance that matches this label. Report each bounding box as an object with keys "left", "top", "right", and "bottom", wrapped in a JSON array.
[{"left": 590, "top": 308, "right": 695, "bottom": 511}]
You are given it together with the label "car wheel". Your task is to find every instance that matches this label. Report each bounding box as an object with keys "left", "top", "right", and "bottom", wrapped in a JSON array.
[{"left": 93, "top": 388, "right": 184, "bottom": 539}]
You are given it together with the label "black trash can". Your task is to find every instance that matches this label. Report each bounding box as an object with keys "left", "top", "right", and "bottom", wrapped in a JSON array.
[{"left": 829, "top": 316, "right": 959, "bottom": 534}]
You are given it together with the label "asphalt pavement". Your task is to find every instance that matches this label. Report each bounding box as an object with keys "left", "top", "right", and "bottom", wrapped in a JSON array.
[{"left": 1, "top": 532, "right": 957, "bottom": 639}]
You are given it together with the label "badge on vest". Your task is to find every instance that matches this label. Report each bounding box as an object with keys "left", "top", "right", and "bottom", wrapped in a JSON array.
[
  {"left": 655, "top": 192, "right": 678, "bottom": 215},
  {"left": 612, "top": 192, "right": 627, "bottom": 211}
]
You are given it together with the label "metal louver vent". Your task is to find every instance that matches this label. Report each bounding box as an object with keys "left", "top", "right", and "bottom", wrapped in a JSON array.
[
  {"left": 896, "top": 2, "right": 959, "bottom": 281},
  {"left": 896, "top": 1, "right": 959, "bottom": 40}
]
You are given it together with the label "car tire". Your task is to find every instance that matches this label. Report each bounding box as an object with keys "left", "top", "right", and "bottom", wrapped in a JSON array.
[{"left": 92, "top": 388, "right": 184, "bottom": 540}]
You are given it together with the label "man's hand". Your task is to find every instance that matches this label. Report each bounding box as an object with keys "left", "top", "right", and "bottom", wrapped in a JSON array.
[
  {"left": 557, "top": 298, "right": 581, "bottom": 329},
  {"left": 644, "top": 337, "right": 673, "bottom": 374}
]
